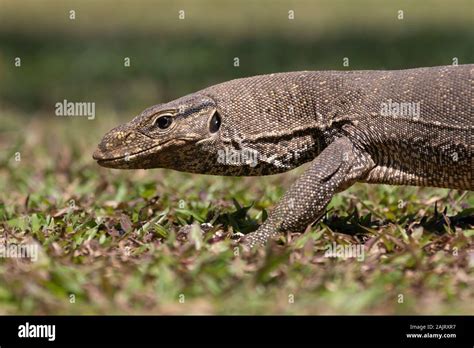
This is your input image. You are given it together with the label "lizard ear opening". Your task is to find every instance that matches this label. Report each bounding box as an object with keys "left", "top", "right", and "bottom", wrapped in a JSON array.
[{"left": 209, "top": 111, "right": 221, "bottom": 133}]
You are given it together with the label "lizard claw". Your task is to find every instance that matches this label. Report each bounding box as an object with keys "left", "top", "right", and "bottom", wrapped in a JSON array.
[{"left": 230, "top": 232, "right": 260, "bottom": 253}]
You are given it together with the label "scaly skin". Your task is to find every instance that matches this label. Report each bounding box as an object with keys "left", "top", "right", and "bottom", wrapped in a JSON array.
[{"left": 93, "top": 65, "right": 473, "bottom": 248}]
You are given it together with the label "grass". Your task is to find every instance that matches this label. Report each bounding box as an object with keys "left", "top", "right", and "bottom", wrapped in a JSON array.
[
  {"left": 0, "top": 0, "right": 472, "bottom": 315},
  {"left": 0, "top": 112, "right": 472, "bottom": 314}
]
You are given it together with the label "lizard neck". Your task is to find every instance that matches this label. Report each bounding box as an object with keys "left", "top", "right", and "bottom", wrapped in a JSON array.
[{"left": 195, "top": 71, "right": 349, "bottom": 176}]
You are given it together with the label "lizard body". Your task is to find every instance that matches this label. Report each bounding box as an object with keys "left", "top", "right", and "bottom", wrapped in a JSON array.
[{"left": 93, "top": 65, "right": 473, "bottom": 247}]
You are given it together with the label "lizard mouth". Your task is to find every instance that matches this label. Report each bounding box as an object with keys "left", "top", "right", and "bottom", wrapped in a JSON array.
[
  {"left": 93, "top": 137, "right": 197, "bottom": 169},
  {"left": 94, "top": 144, "right": 159, "bottom": 167}
]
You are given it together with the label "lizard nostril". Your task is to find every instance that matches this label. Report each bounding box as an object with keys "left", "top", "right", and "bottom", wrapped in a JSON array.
[{"left": 124, "top": 132, "right": 136, "bottom": 143}]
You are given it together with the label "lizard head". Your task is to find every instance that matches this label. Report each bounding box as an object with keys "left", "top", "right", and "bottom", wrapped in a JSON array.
[{"left": 93, "top": 94, "right": 223, "bottom": 172}]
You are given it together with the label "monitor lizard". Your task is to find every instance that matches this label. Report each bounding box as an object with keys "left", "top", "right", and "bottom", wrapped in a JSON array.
[{"left": 93, "top": 64, "right": 473, "bottom": 248}]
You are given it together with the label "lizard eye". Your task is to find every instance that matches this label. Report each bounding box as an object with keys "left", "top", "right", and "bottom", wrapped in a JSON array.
[
  {"left": 154, "top": 115, "right": 173, "bottom": 129},
  {"left": 209, "top": 111, "right": 221, "bottom": 133}
]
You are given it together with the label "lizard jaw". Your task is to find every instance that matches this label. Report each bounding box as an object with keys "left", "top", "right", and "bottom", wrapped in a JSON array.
[
  {"left": 93, "top": 136, "right": 197, "bottom": 169},
  {"left": 94, "top": 144, "right": 160, "bottom": 169}
]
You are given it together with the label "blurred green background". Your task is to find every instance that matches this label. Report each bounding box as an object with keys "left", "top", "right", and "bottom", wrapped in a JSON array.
[{"left": 1, "top": 0, "right": 472, "bottom": 116}]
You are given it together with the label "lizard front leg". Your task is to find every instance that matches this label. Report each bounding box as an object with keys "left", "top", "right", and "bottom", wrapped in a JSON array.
[{"left": 242, "top": 136, "right": 374, "bottom": 248}]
